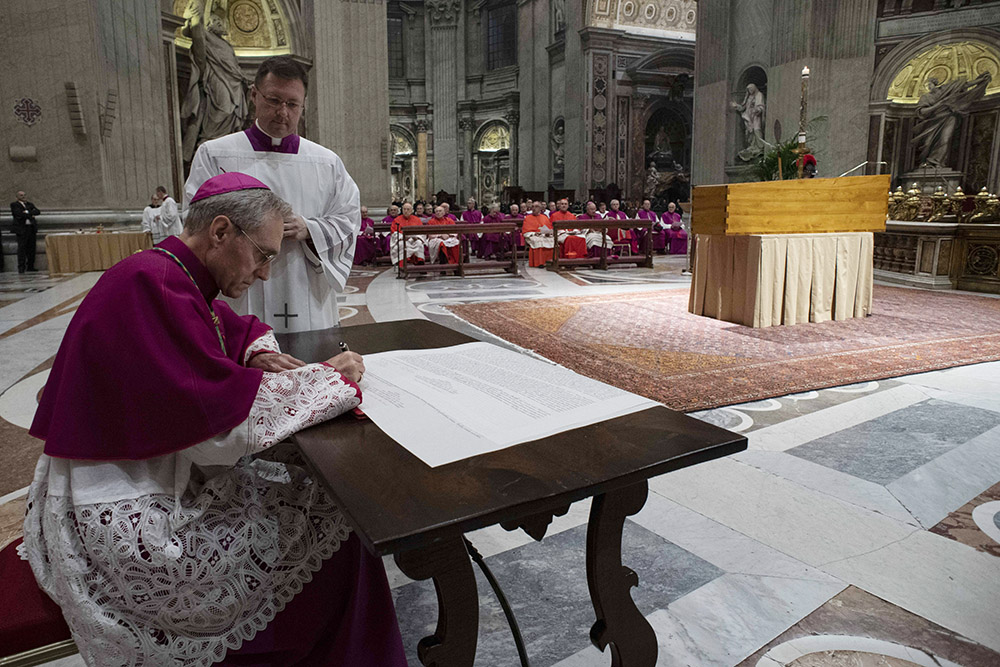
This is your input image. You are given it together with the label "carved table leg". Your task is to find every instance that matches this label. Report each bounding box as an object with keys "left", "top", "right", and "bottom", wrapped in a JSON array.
[
  {"left": 586, "top": 480, "right": 658, "bottom": 666},
  {"left": 394, "top": 537, "right": 478, "bottom": 667}
]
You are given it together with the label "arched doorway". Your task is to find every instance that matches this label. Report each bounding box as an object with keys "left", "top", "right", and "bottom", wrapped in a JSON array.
[
  {"left": 390, "top": 127, "right": 416, "bottom": 203},
  {"left": 474, "top": 121, "right": 511, "bottom": 205}
]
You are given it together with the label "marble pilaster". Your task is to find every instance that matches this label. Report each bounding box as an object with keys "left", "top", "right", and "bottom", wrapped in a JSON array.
[
  {"left": 428, "top": 0, "right": 460, "bottom": 195},
  {"left": 459, "top": 116, "right": 474, "bottom": 202},
  {"left": 416, "top": 119, "right": 429, "bottom": 200},
  {"left": 307, "top": 0, "right": 392, "bottom": 205},
  {"left": 505, "top": 108, "right": 520, "bottom": 187}
]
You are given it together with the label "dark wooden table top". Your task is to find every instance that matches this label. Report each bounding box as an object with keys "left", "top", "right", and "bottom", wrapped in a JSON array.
[{"left": 280, "top": 319, "right": 747, "bottom": 556}]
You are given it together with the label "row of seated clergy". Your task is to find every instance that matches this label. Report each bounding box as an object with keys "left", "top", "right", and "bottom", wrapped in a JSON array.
[{"left": 386, "top": 202, "right": 461, "bottom": 266}]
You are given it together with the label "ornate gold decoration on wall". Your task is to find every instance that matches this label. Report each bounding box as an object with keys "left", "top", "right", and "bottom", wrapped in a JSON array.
[
  {"left": 888, "top": 184, "right": 1000, "bottom": 223},
  {"left": 887, "top": 41, "right": 1000, "bottom": 104},
  {"left": 477, "top": 124, "right": 511, "bottom": 153},
  {"left": 391, "top": 129, "right": 415, "bottom": 157},
  {"left": 590, "top": 0, "right": 696, "bottom": 35},
  {"left": 173, "top": 0, "right": 291, "bottom": 56}
]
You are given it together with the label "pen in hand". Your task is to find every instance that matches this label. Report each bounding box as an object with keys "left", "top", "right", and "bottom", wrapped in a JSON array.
[{"left": 339, "top": 341, "right": 350, "bottom": 353}]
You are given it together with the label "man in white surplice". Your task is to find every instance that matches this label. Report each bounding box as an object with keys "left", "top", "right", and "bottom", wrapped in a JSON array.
[{"left": 184, "top": 56, "right": 360, "bottom": 333}]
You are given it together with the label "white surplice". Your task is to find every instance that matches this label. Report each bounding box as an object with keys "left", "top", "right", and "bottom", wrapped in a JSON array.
[
  {"left": 184, "top": 133, "right": 360, "bottom": 332},
  {"left": 23, "top": 333, "right": 362, "bottom": 667}
]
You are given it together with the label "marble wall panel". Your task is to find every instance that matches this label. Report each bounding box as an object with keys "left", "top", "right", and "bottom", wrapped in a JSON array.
[
  {"left": 692, "top": 80, "right": 729, "bottom": 185},
  {"left": 1, "top": 0, "right": 171, "bottom": 210},
  {"left": 308, "top": 0, "right": 391, "bottom": 205}
]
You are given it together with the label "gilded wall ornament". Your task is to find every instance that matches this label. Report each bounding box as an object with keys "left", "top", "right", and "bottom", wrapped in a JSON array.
[
  {"left": 887, "top": 41, "right": 1000, "bottom": 104},
  {"left": 477, "top": 123, "right": 510, "bottom": 152}
]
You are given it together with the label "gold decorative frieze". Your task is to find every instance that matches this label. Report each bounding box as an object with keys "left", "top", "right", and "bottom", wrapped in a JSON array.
[
  {"left": 173, "top": 0, "right": 291, "bottom": 56},
  {"left": 590, "top": 0, "right": 696, "bottom": 34},
  {"left": 887, "top": 41, "right": 1000, "bottom": 104},
  {"left": 477, "top": 123, "right": 510, "bottom": 152}
]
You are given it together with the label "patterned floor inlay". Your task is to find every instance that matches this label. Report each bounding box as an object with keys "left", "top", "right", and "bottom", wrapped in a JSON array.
[
  {"left": 787, "top": 399, "right": 1000, "bottom": 486},
  {"left": 692, "top": 381, "right": 895, "bottom": 432},
  {"left": 346, "top": 266, "right": 389, "bottom": 293},
  {"left": 392, "top": 519, "right": 723, "bottom": 667},
  {"left": 737, "top": 586, "right": 1000, "bottom": 667},
  {"left": 929, "top": 481, "right": 1000, "bottom": 558}
]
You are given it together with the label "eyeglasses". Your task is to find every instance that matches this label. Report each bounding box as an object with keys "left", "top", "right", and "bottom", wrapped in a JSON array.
[
  {"left": 254, "top": 88, "right": 303, "bottom": 112},
  {"left": 233, "top": 224, "right": 278, "bottom": 266}
]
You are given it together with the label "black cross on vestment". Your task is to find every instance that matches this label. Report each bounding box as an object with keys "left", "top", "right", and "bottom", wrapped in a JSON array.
[{"left": 274, "top": 303, "right": 299, "bottom": 327}]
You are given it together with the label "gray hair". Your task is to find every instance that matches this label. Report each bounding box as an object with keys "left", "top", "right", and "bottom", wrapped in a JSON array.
[
  {"left": 184, "top": 189, "right": 292, "bottom": 234},
  {"left": 490, "top": 202, "right": 501, "bottom": 212}
]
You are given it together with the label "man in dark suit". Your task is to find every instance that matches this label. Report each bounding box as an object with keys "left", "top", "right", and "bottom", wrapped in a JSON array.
[{"left": 10, "top": 190, "right": 41, "bottom": 273}]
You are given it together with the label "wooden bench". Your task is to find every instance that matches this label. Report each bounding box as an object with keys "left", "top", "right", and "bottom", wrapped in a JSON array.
[
  {"left": 397, "top": 222, "right": 520, "bottom": 279},
  {"left": 371, "top": 223, "right": 393, "bottom": 266},
  {"left": 547, "top": 218, "right": 655, "bottom": 271}
]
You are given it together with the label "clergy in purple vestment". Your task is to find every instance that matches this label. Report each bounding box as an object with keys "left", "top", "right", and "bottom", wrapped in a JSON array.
[
  {"left": 663, "top": 202, "right": 688, "bottom": 255},
  {"left": 354, "top": 205, "right": 378, "bottom": 265},
  {"left": 481, "top": 201, "right": 506, "bottom": 258},
  {"left": 635, "top": 198, "right": 664, "bottom": 254},
  {"left": 23, "top": 173, "right": 406, "bottom": 667},
  {"left": 580, "top": 201, "right": 613, "bottom": 257},
  {"left": 507, "top": 203, "right": 525, "bottom": 250},
  {"left": 459, "top": 198, "right": 483, "bottom": 257},
  {"left": 606, "top": 199, "right": 632, "bottom": 250}
]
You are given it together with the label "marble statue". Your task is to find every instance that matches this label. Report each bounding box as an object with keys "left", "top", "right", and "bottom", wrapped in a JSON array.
[
  {"left": 180, "top": 0, "right": 249, "bottom": 163},
  {"left": 553, "top": 0, "right": 566, "bottom": 33},
  {"left": 731, "top": 83, "right": 766, "bottom": 162},
  {"left": 551, "top": 119, "right": 565, "bottom": 180},
  {"left": 912, "top": 72, "right": 991, "bottom": 168},
  {"left": 648, "top": 124, "right": 675, "bottom": 168}
]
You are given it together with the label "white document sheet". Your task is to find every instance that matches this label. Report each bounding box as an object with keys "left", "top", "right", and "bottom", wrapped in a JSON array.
[{"left": 358, "top": 342, "right": 657, "bottom": 467}]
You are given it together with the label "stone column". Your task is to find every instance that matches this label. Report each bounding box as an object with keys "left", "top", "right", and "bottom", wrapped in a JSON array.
[
  {"left": 416, "top": 119, "right": 429, "bottom": 201},
  {"left": 308, "top": 0, "right": 391, "bottom": 204},
  {"left": 505, "top": 108, "right": 520, "bottom": 187},
  {"left": 427, "top": 0, "right": 460, "bottom": 195},
  {"left": 459, "top": 117, "right": 474, "bottom": 202}
]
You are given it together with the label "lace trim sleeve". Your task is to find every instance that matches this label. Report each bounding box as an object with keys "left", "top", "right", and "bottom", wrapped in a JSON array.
[
  {"left": 243, "top": 330, "right": 280, "bottom": 364},
  {"left": 248, "top": 364, "right": 361, "bottom": 454}
]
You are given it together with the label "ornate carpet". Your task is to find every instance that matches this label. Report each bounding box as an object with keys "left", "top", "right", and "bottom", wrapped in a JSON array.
[{"left": 445, "top": 286, "right": 1000, "bottom": 412}]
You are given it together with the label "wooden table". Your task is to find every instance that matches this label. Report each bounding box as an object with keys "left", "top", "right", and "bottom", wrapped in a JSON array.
[
  {"left": 45, "top": 231, "right": 152, "bottom": 274},
  {"left": 279, "top": 320, "right": 746, "bottom": 666}
]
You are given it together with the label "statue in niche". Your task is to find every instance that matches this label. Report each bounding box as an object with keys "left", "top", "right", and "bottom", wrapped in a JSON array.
[
  {"left": 647, "top": 124, "right": 675, "bottom": 168},
  {"left": 912, "top": 72, "right": 991, "bottom": 169},
  {"left": 553, "top": 0, "right": 566, "bottom": 34},
  {"left": 730, "top": 83, "right": 766, "bottom": 162},
  {"left": 551, "top": 118, "right": 565, "bottom": 180},
  {"left": 180, "top": 0, "right": 249, "bottom": 163}
]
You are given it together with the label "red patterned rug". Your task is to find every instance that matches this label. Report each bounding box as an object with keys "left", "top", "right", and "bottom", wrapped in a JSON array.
[{"left": 445, "top": 286, "right": 1000, "bottom": 412}]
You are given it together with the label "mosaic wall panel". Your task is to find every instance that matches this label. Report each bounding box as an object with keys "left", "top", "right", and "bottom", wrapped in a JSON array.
[
  {"left": 617, "top": 96, "right": 630, "bottom": 187},
  {"left": 590, "top": 52, "right": 611, "bottom": 187}
]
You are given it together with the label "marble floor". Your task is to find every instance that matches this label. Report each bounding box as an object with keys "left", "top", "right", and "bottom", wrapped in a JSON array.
[{"left": 1, "top": 258, "right": 999, "bottom": 667}]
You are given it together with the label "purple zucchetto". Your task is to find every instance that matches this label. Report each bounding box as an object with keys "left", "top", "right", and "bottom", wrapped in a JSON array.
[{"left": 190, "top": 172, "right": 271, "bottom": 203}]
